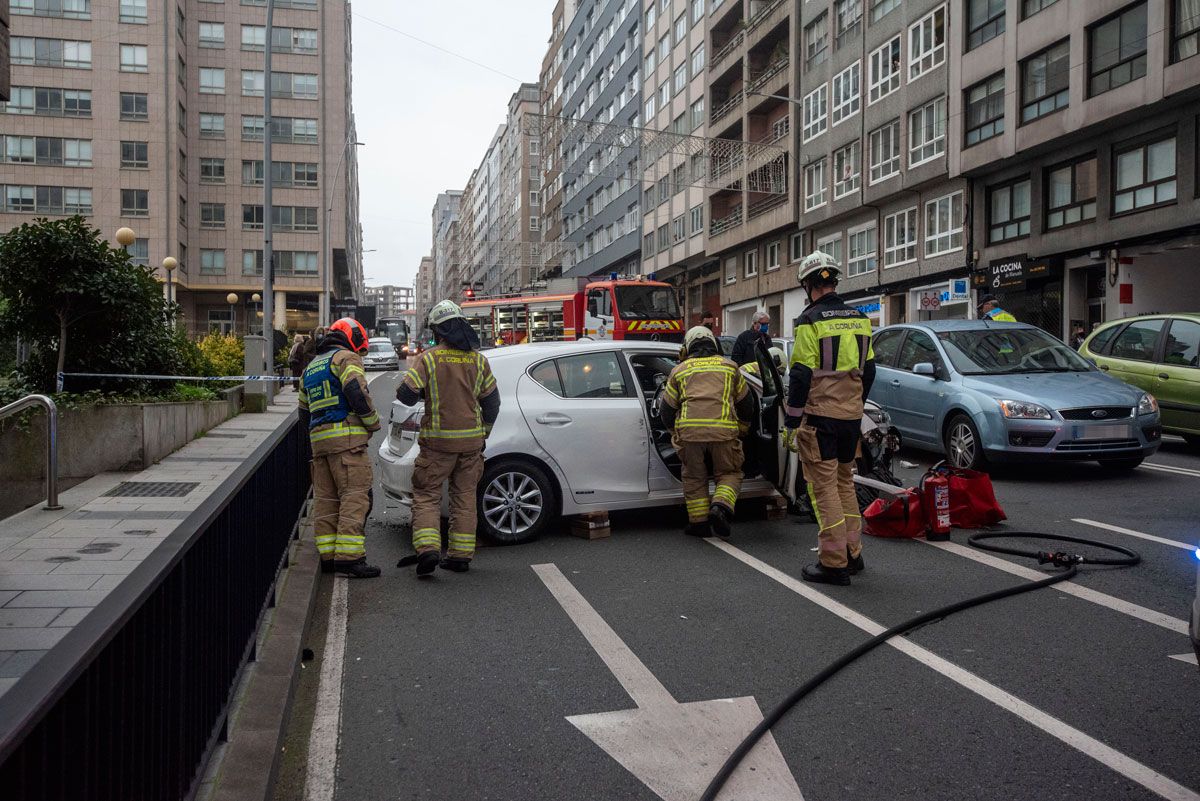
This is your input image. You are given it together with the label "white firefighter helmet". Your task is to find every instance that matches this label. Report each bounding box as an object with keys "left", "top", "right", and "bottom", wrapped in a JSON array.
[
  {"left": 429, "top": 299, "right": 465, "bottom": 327},
  {"left": 768, "top": 346, "right": 786, "bottom": 370},
  {"left": 797, "top": 251, "right": 841, "bottom": 286},
  {"left": 683, "top": 324, "right": 718, "bottom": 354}
]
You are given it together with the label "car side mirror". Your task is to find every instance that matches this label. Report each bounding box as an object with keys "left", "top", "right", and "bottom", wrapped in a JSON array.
[{"left": 913, "top": 362, "right": 937, "bottom": 377}]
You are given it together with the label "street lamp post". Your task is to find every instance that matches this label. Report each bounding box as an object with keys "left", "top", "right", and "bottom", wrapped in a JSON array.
[
  {"left": 162, "top": 257, "right": 178, "bottom": 306},
  {"left": 323, "top": 139, "right": 365, "bottom": 325},
  {"left": 252, "top": 293, "right": 262, "bottom": 334},
  {"left": 226, "top": 292, "right": 239, "bottom": 334},
  {"left": 115, "top": 227, "right": 136, "bottom": 250}
]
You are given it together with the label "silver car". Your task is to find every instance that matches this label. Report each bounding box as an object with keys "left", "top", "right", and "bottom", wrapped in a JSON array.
[
  {"left": 363, "top": 338, "right": 400, "bottom": 371},
  {"left": 378, "top": 340, "right": 786, "bottom": 544}
]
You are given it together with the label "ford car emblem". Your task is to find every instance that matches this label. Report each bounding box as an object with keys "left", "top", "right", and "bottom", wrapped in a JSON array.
[{"left": 1091, "top": 409, "right": 1108, "bottom": 418}]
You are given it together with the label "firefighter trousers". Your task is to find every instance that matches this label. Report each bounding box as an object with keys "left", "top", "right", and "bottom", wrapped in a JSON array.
[
  {"left": 798, "top": 417, "right": 862, "bottom": 569},
  {"left": 411, "top": 448, "right": 485, "bottom": 560},
  {"left": 311, "top": 446, "right": 373, "bottom": 565},
  {"left": 678, "top": 440, "right": 744, "bottom": 523}
]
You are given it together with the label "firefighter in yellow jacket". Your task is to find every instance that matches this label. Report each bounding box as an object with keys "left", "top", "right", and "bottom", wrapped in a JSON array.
[
  {"left": 660, "top": 326, "right": 756, "bottom": 539},
  {"left": 396, "top": 300, "right": 501, "bottom": 577},
  {"left": 784, "top": 252, "right": 876, "bottom": 586},
  {"left": 299, "top": 317, "right": 382, "bottom": 578}
]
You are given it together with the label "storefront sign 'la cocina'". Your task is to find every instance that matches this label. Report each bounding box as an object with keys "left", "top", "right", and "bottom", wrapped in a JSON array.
[{"left": 974, "top": 255, "right": 1061, "bottom": 292}]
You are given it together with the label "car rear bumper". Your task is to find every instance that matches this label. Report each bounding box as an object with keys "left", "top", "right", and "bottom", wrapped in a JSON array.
[{"left": 377, "top": 438, "right": 414, "bottom": 505}]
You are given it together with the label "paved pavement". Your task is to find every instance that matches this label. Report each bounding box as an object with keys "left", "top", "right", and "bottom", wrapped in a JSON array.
[{"left": 281, "top": 370, "right": 1200, "bottom": 801}]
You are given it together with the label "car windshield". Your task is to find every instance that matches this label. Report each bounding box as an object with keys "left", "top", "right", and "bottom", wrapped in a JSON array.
[
  {"left": 936, "top": 328, "right": 1092, "bottom": 375},
  {"left": 616, "top": 285, "right": 680, "bottom": 320},
  {"left": 367, "top": 343, "right": 392, "bottom": 354}
]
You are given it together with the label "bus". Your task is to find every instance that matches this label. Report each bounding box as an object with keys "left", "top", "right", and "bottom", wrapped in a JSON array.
[{"left": 377, "top": 316, "right": 410, "bottom": 349}]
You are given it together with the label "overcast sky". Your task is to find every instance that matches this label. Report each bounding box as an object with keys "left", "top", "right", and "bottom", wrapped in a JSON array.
[{"left": 349, "top": 1, "right": 551, "bottom": 290}]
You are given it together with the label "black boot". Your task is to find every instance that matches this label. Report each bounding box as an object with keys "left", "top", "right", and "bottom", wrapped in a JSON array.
[
  {"left": 708, "top": 504, "right": 733, "bottom": 540},
  {"left": 847, "top": 548, "right": 864, "bottom": 575},
  {"left": 439, "top": 557, "right": 470, "bottom": 573},
  {"left": 334, "top": 559, "right": 381, "bottom": 579},
  {"left": 801, "top": 563, "right": 850, "bottom": 586},
  {"left": 415, "top": 551, "right": 440, "bottom": 577},
  {"left": 684, "top": 521, "right": 711, "bottom": 538}
]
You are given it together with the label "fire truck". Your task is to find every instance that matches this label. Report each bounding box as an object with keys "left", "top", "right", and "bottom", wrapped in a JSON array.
[{"left": 461, "top": 277, "right": 684, "bottom": 346}]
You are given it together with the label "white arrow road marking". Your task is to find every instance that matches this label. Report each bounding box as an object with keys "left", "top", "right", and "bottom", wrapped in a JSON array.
[
  {"left": 1072, "top": 519, "right": 1196, "bottom": 551},
  {"left": 707, "top": 539, "right": 1200, "bottom": 801},
  {"left": 1169, "top": 652, "right": 1198, "bottom": 666},
  {"left": 920, "top": 539, "right": 1189, "bottom": 635},
  {"left": 532, "top": 563, "right": 804, "bottom": 801}
]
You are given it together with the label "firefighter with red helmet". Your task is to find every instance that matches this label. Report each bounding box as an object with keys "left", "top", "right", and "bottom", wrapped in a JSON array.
[{"left": 299, "top": 317, "right": 382, "bottom": 578}]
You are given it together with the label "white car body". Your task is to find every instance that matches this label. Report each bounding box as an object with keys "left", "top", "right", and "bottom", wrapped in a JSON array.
[{"left": 378, "top": 340, "right": 785, "bottom": 541}]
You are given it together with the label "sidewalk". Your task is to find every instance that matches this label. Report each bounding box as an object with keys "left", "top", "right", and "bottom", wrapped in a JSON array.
[{"left": 0, "top": 392, "right": 299, "bottom": 695}]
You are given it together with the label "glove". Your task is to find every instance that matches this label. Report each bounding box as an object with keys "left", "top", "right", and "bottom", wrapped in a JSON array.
[{"left": 782, "top": 426, "right": 802, "bottom": 454}]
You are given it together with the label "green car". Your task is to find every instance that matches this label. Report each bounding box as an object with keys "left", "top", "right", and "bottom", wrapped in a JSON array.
[{"left": 1080, "top": 313, "right": 1200, "bottom": 447}]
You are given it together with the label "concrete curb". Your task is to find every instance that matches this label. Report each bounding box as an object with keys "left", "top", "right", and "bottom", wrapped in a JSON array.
[{"left": 209, "top": 516, "right": 319, "bottom": 801}]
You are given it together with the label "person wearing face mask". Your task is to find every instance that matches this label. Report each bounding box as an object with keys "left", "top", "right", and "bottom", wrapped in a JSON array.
[{"left": 731, "top": 309, "right": 772, "bottom": 367}]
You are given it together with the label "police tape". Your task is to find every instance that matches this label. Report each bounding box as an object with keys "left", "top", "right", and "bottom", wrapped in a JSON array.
[{"left": 58, "top": 371, "right": 293, "bottom": 383}]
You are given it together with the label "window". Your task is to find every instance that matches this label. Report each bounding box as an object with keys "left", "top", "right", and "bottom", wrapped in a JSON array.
[
  {"left": 790, "top": 233, "right": 805, "bottom": 262},
  {"left": 12, "top": 0, "right": 91, "bottom": 18},
  {"left": 1089, "top": 3, "right": 1148, "bottom": 96},
  {"left": 1174, "top": 0, "right": 1200, "bottom": 61},
  {"left": 199, "top": 68, "right": 226, "bottom": 94},
  {"left": 868, "top": 37, "right": 901, "bottom": 103},
  {"left": 869, "top": 120, "right": 900, "bottom": 183},
  {"left": 834, "top": 0, "right": 862, "bottom": 49},
  {"left": 725, "top": 256, "right": 736, "bottom": 284},
  {"left": 129, "top": 239, "right": 149, "bottom": 267},
  {"left": 802, "top": 86, "right": 827, "bottom": 141},
  {"left": 120, "top": 44, "right": 148, "bottom": 73},
  {"left": 672, "top": 215, "right": 686, "bottom": 243},
  {"left": 178, "top": 103, "right": 186, "bottom": 133},
  {"left": 896, "top": 331, "right": 940, "bottom": 372},
  {"left": 530, "top": 216, "right": 540, "bottom": 231},
  {"left": 659, "top": 34, "right": 669, "bottom": 62},
  {"left": 200, "top": 249, "right": 226, "bottom": 275},
  {"left": 692, "top": 0, "right": 704, "bottom": 24},
  {"left": 12, "top": 37, "right": 92, "bottom": 68},
  {"left": 766, "top": 241, "right": 781, "bottom": 271},
  {"left": 645, "top": 3, "right": 657, "bottom": 28},
  {"left": 690, "top": 205, "right": 703, "bottom": 234},
  {"left": 884, "top": 208, "right": 918, "bottom": 266},
  {"left": 645, "top": 49, "right": 657, "bottom": 76},
  {"left": 200, "top": 158, "right": 225, "bottom": 184},
  {"left": 833, "top": 141, "right": 861, "bottom": 198},
  {"left": 744, "top": 250, "right": 758, "bottom": 278},
  {"left": 690, "top": 98, "right": 705, "bottom": 130},
  {"left": 805, "top": 13, "right": 829, "bottom": 69},
  {"left": 832, "top": 62, "right": 860, "bottom": 125},
  {"left": 199, "top": 113, "right": 225, "bottom": 139},
  {"left": 555, "top": 353, "right": 629, "bottom": 399},
  {"left": 1021, "top": 40, "right": 1069, "bottom": 123},
  {"left": 3, "top": 185, "right": 92, "bottom": 214},
  {"left": 200, "top": 203, "right": 225, "bottom": 229},
  {"left": 674, "top": 13, "right": 687, "bottom": 45},
  {"left": 242, "top": 70, "right": 264, "bottom": 96},
  {"left": 674, "top": 63, "right": 687, "bottom": 94},
  {"left": 1045, "top": 156, "right": 1097, "bottom": 229},
  {"left": 2, "top": 136, "right": 92, "bottom": 166},
  {"left": 691, "top": 43, "right": 705, "bottom": 76},
  {"left": 119, "top": 0, "right": 146, "bottom": 23},
  {"left": 847, "top": 226, "right": 877, "bottom": 277},
  {"left": 924, "top": 192, "right": 963, "bottom": 255},
  {"left": 643, "top": 232, "right": 656, "bottom": 256},
  {"left": 657, "top": 225, "right": 670, "bottom": 251},
  {"left": 199, "top": 22, "right": 225, "bottom": 47},
  {"left": 967, "top": 0, "right": 1005, "bottom": 50},
  {"left": 909, "top": 6, "right": 945, "bottom": 80},
  {"left": 120, "top": 141, "right": 149, "bottom": 169},
  {"left": 121, "top": 189, "right": 149, "bottom": 217},
  {"left": 909, "top": 96, "right": 946, "bottom": 166},
  {"left": 178, "top": 196, "right": 187, "bottom": 225},
  {"left": 1024, "top": 0, "right": 1060, "bottom": 18},
  {"left": 1110, "top": 320, "right": 1166, "bottom": 362},
  {"left": 804, "top": 159, "right": 827, "bottom": 211},
  {"left": 644, "top": 95, "right": 657, "bottom": 120},
  {"left": 1113, "top": 136, "right": 1177, "bottom": 214},
  {"left": 870, "top": 0, "right": 900, "bottom": 23},
  {"left": 816, "top": 234, "right": 843, "bottom": 266},
  {"left": 871, "top": 329, "right": 905, "bottom": 366},
  {"left": 120, "top": 92, "right": 148, "bottom": 121},
  {"left": 659, "top": 80, "right": 670, "bottom": 107},
  {"left": 988, "top": 179, "right": 1031, "bottom": 243},
  {"left": 1164, "top": 319, "right": 1200, "bottom": 368},
  {"left": 965, "top": 73, "right": 1005, "bottom": 146},
  {"left": 2, "top": 87, "right": 92, "bottom": 118}
]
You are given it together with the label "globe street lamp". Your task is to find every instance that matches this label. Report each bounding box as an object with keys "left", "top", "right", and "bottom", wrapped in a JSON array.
[
  {"left": 162, "top": 257, "right": 178, "bottom": 305},
  {"left": 115, "top": 227, "right": 136, "bottom": 249},
  {"left": 252, "top": 293, "right": 262, "bottom": 334},
  {"left": 227, "top": 292, "right": 239, "bottom": 334}
]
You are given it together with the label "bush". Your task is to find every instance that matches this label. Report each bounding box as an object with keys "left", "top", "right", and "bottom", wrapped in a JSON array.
[
  {"left": 168, "top": 383, "right": 218, "bottom": 402},
  {"left": 197, "top": 333, "right": 245, "bottom": 378}
]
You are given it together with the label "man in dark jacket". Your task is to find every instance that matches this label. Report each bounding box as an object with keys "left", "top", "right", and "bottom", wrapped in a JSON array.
[{"left": 731, "top": 310, "right": 772, "bottom": 366}]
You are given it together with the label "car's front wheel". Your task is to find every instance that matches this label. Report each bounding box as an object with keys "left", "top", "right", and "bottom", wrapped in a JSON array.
[
  {"left": 477, "top": 460, "right": 556, "bottom": 545},
  {"left": 1098, "top": 457, "right": 1144, "bottom": 471},
  {"left": 944, "top": 413, "right": 987, "bottom": 471}
]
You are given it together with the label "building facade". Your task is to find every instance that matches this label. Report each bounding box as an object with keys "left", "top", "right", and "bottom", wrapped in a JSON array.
[
  {"left": 430, "top": 189, "right": 462, "bottom": 305},
  {"left": 363, "top": 283, "right": 414, "bottom": 319},
  {"left": 414, "top": 254, "right": 434, "bottom": 326},
  {"left": 1, "top": 0, "right": 363, "bottom": 337},
  {"left": 537, "top": 0, "right": 571, "bottom": 283},
  {"left": 498, "top": 84, "right": 543, "bottom": 293}
]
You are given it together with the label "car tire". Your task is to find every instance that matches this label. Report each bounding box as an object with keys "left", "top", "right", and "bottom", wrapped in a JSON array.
[
  {"left": 943, "top": 413, "right": 987, "bottom": 471},
  {"left": 1098, "top": 457, "right": 1143, "bottom": 471},
  {"left": 477, "top": 460, "right": 556, "bottom": 546}
]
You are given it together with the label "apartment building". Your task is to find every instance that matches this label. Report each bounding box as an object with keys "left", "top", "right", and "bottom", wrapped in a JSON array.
[
  {"left": 414, "top": 254, "right": 434, "bottom": 325},
  {"left": 363, "top": 283, "right": 413, "bottom": 319},
  {"left": 951, "top": 0, "right": 1200, "bottom": 339},
  {"left": 430, "top": 189, "right": 462, "bottom": 305},
  {"left": 496, "top": 84, "right": 542, "bottom": 293},
  {"left": 0, "top": 0, "right": 363, "bottom": 337},
  {"left": 537, "top": 0, "right": 570, "bottom": 282},
  {"left": 640, "top": 0, "right": 719, "bottom": 329}
]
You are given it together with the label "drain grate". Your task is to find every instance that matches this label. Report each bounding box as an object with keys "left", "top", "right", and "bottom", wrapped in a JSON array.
[{"left": 105, "top": 481, "right": 199, "bottom": 498}]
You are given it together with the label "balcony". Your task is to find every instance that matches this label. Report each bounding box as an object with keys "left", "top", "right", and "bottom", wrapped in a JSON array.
[
  {"left": 710, "top": 29, "right": 744, "bottom": 73},
  {"left": 710, "top": 204, "right": 743, "bottom": 237},
  {"left": 747, "top": 55, "right": 788, "bottom": 93},
  {"left": 711, "top": 90, "right": 744, "bottom": 125},
  {"left": 746, "top": 0, "right": 786, "bottom": 34},
  {"left": 747, "top": 193, "right": 787, "bottom": 220}
]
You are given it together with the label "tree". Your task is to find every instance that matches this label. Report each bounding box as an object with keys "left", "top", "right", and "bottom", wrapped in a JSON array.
[{"left": 0, "top": 217, "right": 182, "bottom": 394}]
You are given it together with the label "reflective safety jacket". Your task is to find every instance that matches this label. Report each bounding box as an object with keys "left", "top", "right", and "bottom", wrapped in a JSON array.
[
  {"left": 299, "top": 347, "right": 380, "bottom": 456},
  {"left": 661, "top": 354, "right": 751, "bottom": 443},
  {"left": 984, "top": 308, "right": 1017, "bottom": 323},
  {"left": 786, "top": 293, "right": 876, "bottom": 423},
  {"left": 399, "top": 345, "right": 499, "bottom": 453}
]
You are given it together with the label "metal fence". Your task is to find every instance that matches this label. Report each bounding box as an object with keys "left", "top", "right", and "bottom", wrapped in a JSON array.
[{"left": 0, "top": 414, "right": 311, "bottom": 801}]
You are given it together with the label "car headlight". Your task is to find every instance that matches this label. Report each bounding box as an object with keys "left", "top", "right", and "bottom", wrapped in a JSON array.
[
  {"left": 998, "top": 399, "right": 1052, "bottom": 419},
  {"left": 1137, "top": 393, "right": 1158, "bottom": 415}
]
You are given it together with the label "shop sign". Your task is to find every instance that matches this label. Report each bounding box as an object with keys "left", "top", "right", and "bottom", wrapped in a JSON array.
[
  {"left": 855, "top": 300, "right": 882, "bottom": 315},
  {"left": 948, "top": 279, "right": 970, "bottom": 302},
  {"left": 975, "top": 256, "right": 1062, "bottom": 292}
]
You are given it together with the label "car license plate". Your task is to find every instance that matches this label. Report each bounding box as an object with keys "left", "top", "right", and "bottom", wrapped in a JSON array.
[{"left": 1073, "top": 424, "right": 1131, "bottom": 440}]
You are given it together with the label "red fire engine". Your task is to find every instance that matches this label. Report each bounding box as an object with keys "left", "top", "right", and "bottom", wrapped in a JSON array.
[{"left": 461, "top": 278, "right": 683, "bottom": 346}]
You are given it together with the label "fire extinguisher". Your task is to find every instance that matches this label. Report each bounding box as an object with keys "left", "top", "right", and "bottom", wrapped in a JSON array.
[{"left": 921, "top": 468, "right": 952, "bottom": 541}]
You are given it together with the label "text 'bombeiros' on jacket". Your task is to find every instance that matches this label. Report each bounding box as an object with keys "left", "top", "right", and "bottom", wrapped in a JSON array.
[
  {"left": 397, "top": 345, "right": 500, "bottom": 453},
  {"left": 786, "top": 293, "right": 877, "bottom": 423}
]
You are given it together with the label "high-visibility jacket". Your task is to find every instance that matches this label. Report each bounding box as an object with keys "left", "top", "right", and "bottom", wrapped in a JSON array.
[
  {"left": 787, "top": 293, "right": 876, "bottom": 422},
  {"left": 662, "top": 354, "right": 749, "bottom": 443},
  {"left": 400, "top": 345, "right": 498, "bottom": 453},
  {"left": 299, "top": 348, "right": 380, "bottom": 456},
  {"left": 984, "top": 308, "right": 1017, "bottom": 323}
]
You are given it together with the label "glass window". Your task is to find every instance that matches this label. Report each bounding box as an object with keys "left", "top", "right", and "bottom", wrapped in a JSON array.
[
  {"left": 1021, "top": 40, "right": 1070, "bottom": 123},
  {"left": 120, "top": 44, "right": 148, "bottom": 72},
  {"left": 200, "top": 249, "right": 226, "bottom": 275},
  {"left": 896, "top": 330, "right": 940, "bottom": 371},
  {"left": 833, "top": 140, "right": 861, "bottom": 198},
  {"left": 1024, "top": 0, "right": 1060, "bottom": 18},
  {"left": 909, "top": 96, "right": 946, "bottom": 166},
  {"left": 872, "top": 329, "right": 905, "bottom": 367},
  {"left": 868, "top": 36, "right": 901, "bottom": 103},
  {"left": 1110, "top": 319, "right": 1164, "bottom": 362},
  {"left": 835, "top": 0, "right": 862, "bottom": 49},
  {"left": 791, "top": 233, "right": 806, "bottom": 262},
  {"left": 674, "top": 13, "right": 687, "bottom": 44},
  {"left": 119, "top": 0, "right": 146, "bottom": 23},
  {"left": 847, "top": 226, "right": 877, "bottom": 277},
  {"left": 884, "top": 208, "right": 918, "bottom": 266},
  {"left": 691, "top": 43, "right": 705, "bottom": 75},
  {"left": 802, "top": 86, "right": 827, "bottom": 141},
  {"left": 199, "top": 22, "right": 225, "bottom": 47},
  {"left": 690, "top": 205, "right": 704, "bottom": 234},
  {"left": 870, "top": 0, "right": 900, "bottom": 23},
  {"left": 988, "top": 179, "right": 1031, "bottom": 243},
  {"left": 831, "top": 62, "right": 860, "bottom": 125},
  {"left": 1164, "top": 319, "right": 1200, "bottom": 367},
  {"left": 967, "top": 0, "right": 1005, "bottom": 50},
  {"left": 816, "top": 234, "right": 843, "bottom": 266},
  {"left": 555, "top": 353, "right": 628, "bottom": 399},
  {"left": 674, "top": 63, "right": 687, "bottom": 94},
  {"left": 200, "top": 203, "right": 225, "bottom": 229},
  {"left": 1046, "top": 156, "right": 1097, "bottom": 229},
  {"left": 909, "top": 5, "right": 946, "bottom": 80},
  {"left": 199, "top": 113, "right": 225, "bottom": 139},
  {"left": 120, "top": 141, "right": 149, "bottom": 169},
  {"left": 530, "top": 360, "right": 564, "bottom": 395},
  {"left": 121, "top": 189, "right": 149, "bottom": 216},
  {"left": 744, "top": 250, "right": 758, "bottom": 278},
  {"left": 925, "top": 192, "right": 964, "bottom": 255},
  {"left": 804, "top": 159, "right": 827, "bottom": 211},
  {"left": 199, "top": 68, "right": 226, "bottom": 94},
  {"left": 1089, "top": 2, "right": 1148, "bottom": 96},
  {"left": 200, "top": 158, "right": 225, "bottom": 184},
  {"left": 1174, "top": 0, "right": 1200, "bottom": 61},
  {"left": 869, "top": 120, "right": 900, "bottom": 183},
  {"left": 725, "top": 256, "right": 736, "bottom": 284},
  {"left": 121, "top": 92, "right": 148, "bottom": 121},
  {"left": 805, "top": 13, "right": 829, "bottom": 69},
  {"left": 965, "top": 73, "right": 1005, "bottom": 146},
  {"left": 1113, "top": 137, "right": 1177, "bottom": 214}
]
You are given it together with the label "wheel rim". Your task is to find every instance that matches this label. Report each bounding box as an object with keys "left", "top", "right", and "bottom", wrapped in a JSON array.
[
  {"left": 482, "top": 471, "right": 543, "bottom": 537},
  {"left": 948, "top": 423, "right": 976, "bottom": 468}
]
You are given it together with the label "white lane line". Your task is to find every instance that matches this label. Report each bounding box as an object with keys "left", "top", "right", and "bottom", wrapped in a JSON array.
[
  {"left": 1170, "top": 653, "right": 1199, "bottom": 666},
  {"left": 707, "top": 539, "right": 1200, "bottom": 801},
  {"left": 1143, "top": 463, "right": 1200, "bottom": 478},
  {"left": 1072, "top": 519, "right": 1196, "bottom": 552},
  {"left": 303, "top": 577, "right": 350, "bottom": 801},
  {"left": 920, "top": 539, "right": 1188, "bottom": 636}
]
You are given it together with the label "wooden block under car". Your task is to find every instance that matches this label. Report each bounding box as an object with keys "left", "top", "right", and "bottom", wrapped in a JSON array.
[
  {"left": 765, "top": 493, "right": 789, "bottom": 520},
  {"left": 570, "top": 511, "right": 611, "bottom": 540}
]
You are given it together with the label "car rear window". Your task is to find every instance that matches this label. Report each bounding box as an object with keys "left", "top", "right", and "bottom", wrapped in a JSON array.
[
  {"left": 1109, "top": 320, "right": 1164, "bottom": 362},
  {"left": 1087, "top": 324, "right": 1121, "bottom": 355},
  {"left": 872, "top": 329, "right": 905, "bottom": 367},
  {"left": 529, "top": 359, "right": 563, "bottom": 395}
]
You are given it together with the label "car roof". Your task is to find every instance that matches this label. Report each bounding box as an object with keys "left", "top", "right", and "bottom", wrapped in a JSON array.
[
  {"left": 1094, "top": 312, "right": 1200, "bottom": 327},
  {"left": 482, "top": 339, "right": 680, "bottom": 362},
  {"left": 876, "top": 319, "right": 1041, "bottom": 333}
]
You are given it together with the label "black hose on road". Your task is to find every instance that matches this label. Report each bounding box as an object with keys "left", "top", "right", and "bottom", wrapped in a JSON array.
[{"left": 698, "top": 531, "right": 1141, "bottom": 801}]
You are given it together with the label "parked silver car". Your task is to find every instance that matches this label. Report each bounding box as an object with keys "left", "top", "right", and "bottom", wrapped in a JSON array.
[
  {"left": 363, "top": 338, "right": 400, "bottom": 371},
  {"left": 378, "top": 340, "right": 785, "bottom": 544}
]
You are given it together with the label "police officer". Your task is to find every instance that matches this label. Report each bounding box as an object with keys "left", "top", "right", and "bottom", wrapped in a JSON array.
[
  {"left": 299, "top": 317, "right": 382, "bottom": 578},
  {"left": 660, "top": 326, "right": 756, "bottom": 539},
  {"left": 396, "top": 300, "right": 500, "bottom": 577},
  {"left": 977, "top": 294, "right": 1017, "bottom": 322},
  {"left": 783, "top": 253, "right": 876, "bottom": 585}
]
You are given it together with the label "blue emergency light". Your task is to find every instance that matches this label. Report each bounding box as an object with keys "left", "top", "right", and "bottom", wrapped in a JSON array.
[{"left": 609, "top": 271, "right": 619, "bottom": 280}]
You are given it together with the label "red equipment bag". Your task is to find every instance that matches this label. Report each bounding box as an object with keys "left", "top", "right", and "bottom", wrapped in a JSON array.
[
  {"left": 863, "top": 490, "right": 927, "bottom": 538},
  {"left": 929, "top": 462, "right": 1007, "bottom": 528}
]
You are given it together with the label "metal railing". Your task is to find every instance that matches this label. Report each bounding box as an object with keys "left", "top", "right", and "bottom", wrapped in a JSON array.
[
  {"left": 746, "top": 0, "right": 785, "bottom": 32},
  {"left": 747, "top": 56, "right": 789, "bottom": 93},
  {"left": 748, "top": 192, "right": 789, "bottom": 219},
  {"left": 709, "top": 29, "right": 745, "bottom": 71},
  {"left": 0, "top": 394, "right": 61, "bottom": 510},
  {"left": 710, "top": 90, "right": 745, "bottom": 125},
  {"left": 710, "top": 205, "right": 744, "bottom": 236},
  {"left": 0, "top": 413, "right": 311, "bottom": 800}
]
